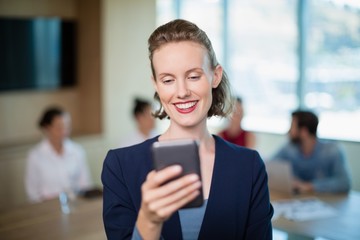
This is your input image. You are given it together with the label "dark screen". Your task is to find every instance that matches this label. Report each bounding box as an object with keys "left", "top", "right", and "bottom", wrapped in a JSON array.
[{"left": 0, "top": 17, "right": 77, "bottom": 92}]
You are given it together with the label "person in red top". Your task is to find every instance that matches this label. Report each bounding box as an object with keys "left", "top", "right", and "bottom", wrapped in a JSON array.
[{"left": 218, "top": 96, "right": 256, "bottom": 148}]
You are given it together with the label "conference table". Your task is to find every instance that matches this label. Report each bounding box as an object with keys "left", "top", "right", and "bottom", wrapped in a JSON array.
[
  {"left": 1, "top": 192, "right": 359, "bottom": 240},
  {"left": 271, "top": 190, "right": 360, "bottom": 240},
  {"left": 0, "top": 196, "right": 106, "bottom": 240}
]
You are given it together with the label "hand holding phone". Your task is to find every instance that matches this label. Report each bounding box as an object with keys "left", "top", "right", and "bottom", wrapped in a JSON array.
[{"left": 151, "top": 139, "right": 204, "bottom": 208}]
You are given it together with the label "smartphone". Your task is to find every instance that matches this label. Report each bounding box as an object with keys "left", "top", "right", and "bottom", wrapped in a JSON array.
[{"left": 151, "top": 139, "right": 204, "bottom": 208}]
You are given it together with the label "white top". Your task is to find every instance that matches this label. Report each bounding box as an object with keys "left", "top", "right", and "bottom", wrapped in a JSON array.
[{"left": 25, "top": 138, "right": 92, "bottom": 203}]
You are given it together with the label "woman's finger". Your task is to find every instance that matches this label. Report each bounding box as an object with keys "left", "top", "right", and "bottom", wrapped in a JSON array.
[
  {"left": 148, "top": 177, "right": 202, "bottom": 211},
  {"left": 155, "top": 189, "right": 201, "bottom": 219},
  {"left": 145, "top": 165, "right": 182, "bottom": 188}
]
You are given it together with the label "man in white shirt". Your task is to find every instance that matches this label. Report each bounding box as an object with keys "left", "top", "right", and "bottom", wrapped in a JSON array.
[{"left": 25, "top": 106, "right": 92, "bottom": 203}]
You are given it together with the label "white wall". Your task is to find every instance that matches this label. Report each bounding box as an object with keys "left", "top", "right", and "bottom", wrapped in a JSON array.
[{"left": 102, "top": 0, "right": 156, "bottom": 148}]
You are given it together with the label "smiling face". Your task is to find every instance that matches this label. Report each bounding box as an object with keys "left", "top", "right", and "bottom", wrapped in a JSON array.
[{"left": 152, "top": 41, "right": 222, "bottom": 129}]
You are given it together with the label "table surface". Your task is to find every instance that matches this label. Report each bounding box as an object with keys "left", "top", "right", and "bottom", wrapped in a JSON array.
[
  {"left": 271, "top": 190, "right": 360, "bottom": 240},
  {"left": 1, "top": 191, "right": 359, "bottom": 240},
  {"left": 0, "top": 196, "right": 106, "bottom": 240}
]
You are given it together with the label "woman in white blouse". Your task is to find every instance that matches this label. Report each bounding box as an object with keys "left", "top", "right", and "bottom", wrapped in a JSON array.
[{"left": 25, "top": 106, "right": 92, "bottom": 203}]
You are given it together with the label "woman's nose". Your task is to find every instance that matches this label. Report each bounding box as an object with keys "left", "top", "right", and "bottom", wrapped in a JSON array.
[{"left": 176, "top": 81, "right": 190, "bottom": 98}]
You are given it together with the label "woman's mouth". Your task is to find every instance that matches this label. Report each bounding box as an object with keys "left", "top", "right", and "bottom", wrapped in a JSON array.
[{"left": 174, "top": 101, "right": 198, "bottom": 113}]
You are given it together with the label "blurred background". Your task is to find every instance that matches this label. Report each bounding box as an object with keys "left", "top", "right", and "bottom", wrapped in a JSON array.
[{"left": 0, "top": 0, "right": 359, "bottom": 209}]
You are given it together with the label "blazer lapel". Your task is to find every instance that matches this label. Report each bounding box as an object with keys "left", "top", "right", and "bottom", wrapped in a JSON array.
[
  {"left": 198, "top": 137, "right": 228, "bottom": 238},
  {"left": 198, "top": 137, "right": 245, "bottom": 239}
]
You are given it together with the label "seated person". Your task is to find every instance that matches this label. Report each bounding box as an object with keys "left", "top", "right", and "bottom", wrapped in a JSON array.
[
  {"left": 270, "top": 110, "right": 351, "bottom": 194},
  {"left": 25, "top": 106, "right": 93, "bottom": 202},
  {"left": 119, "top": 97, "right": 157, "bottom": 147},
  {"left": 218, "top": 96, "right": 256, "bottom": 148}
]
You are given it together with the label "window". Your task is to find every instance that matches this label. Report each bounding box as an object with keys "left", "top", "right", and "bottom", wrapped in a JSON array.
[
  {"left": 227, "top": 0, "right": 297, "bottom": 133},
  {"left": 306, "top": 0, "right": 360, "bottom": 140},
  {"left": 157, "top": 0, "right": 224, "bottom": 63},
  {"left": 156, "top": 0, "right": 360, "bottom": 142}
]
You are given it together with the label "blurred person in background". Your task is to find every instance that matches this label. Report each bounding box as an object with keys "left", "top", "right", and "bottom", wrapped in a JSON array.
[
  {"left": 119, "top": 97, "right": 157, "bottom": 147},
  {"left": 271, "top": 110, "right": 351, "bottom": 194},
  {"left": 25, "top": 106, "right": 93, "bottom": 203},
  {"left": 218, "top": 96, "right": 256, "bottom": 148}
]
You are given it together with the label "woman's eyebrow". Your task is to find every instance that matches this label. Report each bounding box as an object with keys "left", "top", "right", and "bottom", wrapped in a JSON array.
[
  {"left": 157, "top": 68, "right": 203, "bottom": 78},
  {"left": 185, "top": 68, "right": 203, "bottom": 75},
  {"left": 158, "top": 72, "right": 175, "bottom": 78}
]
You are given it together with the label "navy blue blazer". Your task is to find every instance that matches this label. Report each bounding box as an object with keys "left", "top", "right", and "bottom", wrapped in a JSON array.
[{"left": 102, "top": 135, "right": 273, "bottom": 240}]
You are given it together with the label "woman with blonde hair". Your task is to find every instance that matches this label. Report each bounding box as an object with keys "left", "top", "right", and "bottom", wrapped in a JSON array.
[{"left": 102, "top": 19, "right": 273, "bottom": 240}]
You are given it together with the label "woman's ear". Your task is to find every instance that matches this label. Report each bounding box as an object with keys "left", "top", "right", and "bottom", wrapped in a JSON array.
[{"left": 212, "top": 65, "right": 223, "bottom": 88}]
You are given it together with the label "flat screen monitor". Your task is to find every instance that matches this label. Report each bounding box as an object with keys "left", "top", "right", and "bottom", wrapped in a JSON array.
[{"left": 0, "top": 17, "right": 77, "bottom": 92}]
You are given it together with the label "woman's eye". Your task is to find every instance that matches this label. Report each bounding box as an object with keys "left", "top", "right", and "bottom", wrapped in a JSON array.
[
  {"left": 162, "top": 79, "right": 174, "bottom": 84},
  {"left": 189, "top": 75, "right": 200, "bottom": 80}
]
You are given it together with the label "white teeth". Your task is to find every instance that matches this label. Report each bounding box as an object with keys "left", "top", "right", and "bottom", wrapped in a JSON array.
[{"left": 175, "top": 101, "right": 196, "bottom": 109}]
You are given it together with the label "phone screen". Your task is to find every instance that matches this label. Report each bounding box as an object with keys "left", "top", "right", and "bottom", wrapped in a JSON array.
[{"left": 151, "top": 139, "right": 204, "bottom": 208}]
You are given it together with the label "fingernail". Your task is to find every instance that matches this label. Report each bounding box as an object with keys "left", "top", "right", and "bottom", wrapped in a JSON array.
[
  {"left": 172, "top": 165, "right": 182, "bottom": 172},
  {"left": 188, "top": 174, "right": 199, "bottom": 181}
]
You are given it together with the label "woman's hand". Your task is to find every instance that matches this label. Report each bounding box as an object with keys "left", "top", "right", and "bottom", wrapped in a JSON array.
[{"left": 136, "top": 165, "right": 202, "bottom": 239}]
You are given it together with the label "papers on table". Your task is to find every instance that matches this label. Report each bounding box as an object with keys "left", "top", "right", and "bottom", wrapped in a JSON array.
[{"left": 272, "top": 197, "right": 338, "bottom": 221}]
